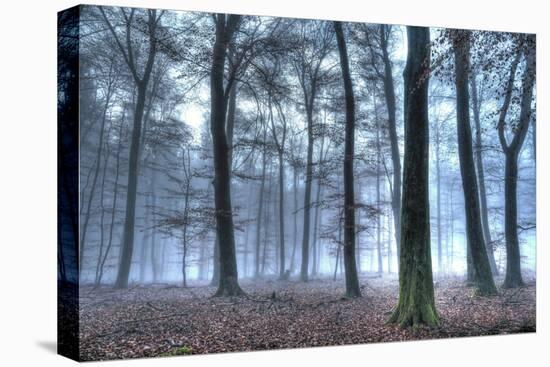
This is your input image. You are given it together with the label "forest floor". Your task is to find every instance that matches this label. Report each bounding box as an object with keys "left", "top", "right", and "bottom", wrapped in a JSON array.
[{"left": 78, "top": 274, "right": 536, "bottom": 361}]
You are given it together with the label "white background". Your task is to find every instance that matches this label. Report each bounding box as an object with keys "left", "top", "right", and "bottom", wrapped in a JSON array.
[{"left": 0, "top": 0, "right": 547, "bottom": 365}]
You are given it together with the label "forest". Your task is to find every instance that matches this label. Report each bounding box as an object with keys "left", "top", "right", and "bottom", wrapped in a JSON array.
[{"left": 58, "top": 5, "right": 536, "bottom": 361}]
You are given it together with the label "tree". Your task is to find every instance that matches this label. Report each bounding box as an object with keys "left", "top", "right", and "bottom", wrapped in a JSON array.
[
  {"left": 100, "top": 7, "right": 161, "bottom": 288},
  {"left": 389, "top": 26, "right": 438, "bottom": 327},
  {"left": 379, "top": 25, "right": 402, "bottom": 264},
  {"left": 292, "top": 21, "right": 334, "bottom": 282},
  {"left": 269, "top": 97, "right": 288, "bottom": 279},
  {"left": 79, "top": 55, "right": 117, "bottom": 276},
  {"left": 452, "top": 30, "right": 497, "bottom": 295},
  {"left": 210, "top": 13, "right": 245, "bottom": 296},
  {"left": 334, "top": 21, "right": 361, "bottom": 298},
  {"left": 470, "top": 74, "right": 498, "bottom": 275},
  {"left": 497, "top": 36, "right": 536, "bottom": 288}
]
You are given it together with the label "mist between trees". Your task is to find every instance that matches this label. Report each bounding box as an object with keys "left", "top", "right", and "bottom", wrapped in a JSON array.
[{"left": 59, "top": 6, "right": 536, "bottom": 327}]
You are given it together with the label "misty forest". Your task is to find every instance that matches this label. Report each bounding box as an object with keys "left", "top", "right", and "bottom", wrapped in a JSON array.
[{"left": 58, "top": 6, "right": 536, "bottom": 360}]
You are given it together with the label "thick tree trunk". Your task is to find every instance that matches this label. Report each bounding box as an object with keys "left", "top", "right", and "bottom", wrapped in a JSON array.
[
  {"left": 210, "top": 14, "right": 244, "bottom": 296},
  {"left": 470, "top": 76, "right": 498, "bottom": 275},
  {"left": 211, "top": 69, "right": 237, "bottom": 286},
  {"left": 453, "top": 30, "right": 497, "bottom": 296},
  {"left": 334, "top": 21, "right": 361, "bottom": 298},
  {"left": 389, "top": 26, "right": 438, "bottom": 327}
]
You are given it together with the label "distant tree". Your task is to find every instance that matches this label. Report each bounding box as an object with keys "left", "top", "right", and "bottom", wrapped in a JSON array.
[{"left": 291, "top": 21, "right": 335, "bottom": 282}]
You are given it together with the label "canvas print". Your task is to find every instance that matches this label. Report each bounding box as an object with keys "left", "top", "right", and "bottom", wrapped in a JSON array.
[{"left": 57, "top": 4, "right": 536, "bottom": 362}]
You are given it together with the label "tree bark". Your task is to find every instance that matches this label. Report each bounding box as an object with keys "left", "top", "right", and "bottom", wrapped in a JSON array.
[
  {"left": 434, "top": 120, "right": 443, "bottom": 273},
  {"left": 80, "top": 80, "right": 113, "bottom": 276},
  {"left": 334, "top": 21, "right": 361, "bottom": 298},
  {"left": 379, "top": 25, "right": 402, "bottom": 266},
  {"left": 453, "top": 30, "right": 497, "bottom": 296},
  {"left": 255, "top": 124, "right": 267, "bottom": 278},
  {"left": 388, "top": 26, "right": 438, "bottom": 327},
  {"left": 290, "top": 161, "right": 299, "bottom": 273},
  {"left": 300, "top": 107, "right": 314, "bottom": 282},
  {"left": 470, "top": 75, "right": 498, "bottom": 275},
  {"left": 97, "top": 116, "right": 124, "bottom": 285},
  {"left": 277, "top": 150, "right": 286, "bottom": 278},
  {"left": 101, "top": 9, "right": 160, "bottom": 289},
  {"left": 115, "top": 81, "right": 147, "bottom": 288},
  {"left": 375, "top": 96, "right": 384, "bottom": 276},
  {"left": 210, "top": 14, "right": 244, "bottom": 296},
  {"left": 500, "top": 40, "right": 535, "bottom": 288}
]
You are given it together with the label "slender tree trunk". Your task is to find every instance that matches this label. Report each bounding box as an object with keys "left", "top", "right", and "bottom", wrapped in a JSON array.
[
  {"left": 334, "top": 21, "right": 361, "bottom": 298},
  {"left": 255, "top": 126, "right": 267, "bottom": 278},
  {"left": 80, "top": 85, "right": 113, "bottom": 276},
  {"left": 97, "top": 117, "right": 124, "bottom": 285},
  {"left": 450, "top": 181, "right": 455, "bottom": 272},
  {"left": 356, "top": 184, "right": 362, "bottom": 274},
  {"left": 387, "top": 208, "right": 392, "bottom": 273},
  {"left": 435, "top": 123, "right": 443, "bottom": 273},
  {"left": 380, "top": 24, "right": 402, "bottom": 266},
  {"left": 502, "top": 43, "right": 535, "bottom": 288},
  {"left": 115, "top": 81, "right": 148, "bottom": 288},
  {"left": 101, "top": 9, "right": 159, "bottom": 289},
  {"left": 261, "top": 165, "right": 273, "bottom": 276},
  {"left": 95, "top": 134, "right": 111, "bottom": 285},
  {"left": 376, "top": 102, "right": 383, "bottom": 276},
  {"left": 453, "top": 30, "right": 497, "bottom": 295},
  {"left": 470, "top": 76, "right": 498, "bottom": 275},
  {"left": 150, "top": 174, "right": 158, "bottom": 283},
  {"left": 334, "top": 209, "right": 343, "bottom": 281},
  {"left": 311, "top": 147, "right": 323, "bottom": 277},
  {"left": 139, "top": 191, "right": 150, "bottom": 283},
  {"left": 300, "top": 108, "right": 314, "bottom": 282},
  {"left": 242, "top": 199, "right": 252, "bottom": 278},
  {"left": 389, "top": 26, "right": 438, "bottom": 327},
  {"left": 277, "top": 150, "right": 286, "bottom": 278},
  {"left": 290, "top": 164, "right": 298, "bottom": 273},
  {"left": 182, "top": 178, "right": 191, "bottom": 288}
]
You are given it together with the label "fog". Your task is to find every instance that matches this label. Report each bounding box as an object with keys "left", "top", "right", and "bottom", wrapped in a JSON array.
[{"left": 60, "top": 6, "right": 536, "bottom": 288}]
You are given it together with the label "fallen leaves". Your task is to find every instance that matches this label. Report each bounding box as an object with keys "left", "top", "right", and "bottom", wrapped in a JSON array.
[{"left": 77, "top": 275, "right": 535, "bottom": 361}]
